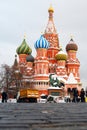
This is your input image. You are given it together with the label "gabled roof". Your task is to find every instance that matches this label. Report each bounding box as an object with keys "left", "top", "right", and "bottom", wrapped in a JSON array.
[{"left": 66, "top": 73, "right": 77, "bottom": 84}]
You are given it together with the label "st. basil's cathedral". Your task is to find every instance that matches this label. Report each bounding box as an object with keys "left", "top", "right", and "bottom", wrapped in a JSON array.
[{"left": 14, "top": 5, "right": 82, "bottom": 97}]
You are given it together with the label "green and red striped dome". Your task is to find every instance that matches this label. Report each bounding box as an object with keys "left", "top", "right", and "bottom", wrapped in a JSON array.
[{"left": 16, "top": 39, "right": 32, "bottom": 55}]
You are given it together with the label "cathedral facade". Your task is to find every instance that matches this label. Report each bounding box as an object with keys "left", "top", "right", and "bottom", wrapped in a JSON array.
[{"left": 15, "top": 6, "right": 82, "bottom": 96}]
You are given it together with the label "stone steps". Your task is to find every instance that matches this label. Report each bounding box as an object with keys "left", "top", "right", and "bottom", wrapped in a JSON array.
[{"left": 0, "top": 103, "right": 87, "bottom": 130}]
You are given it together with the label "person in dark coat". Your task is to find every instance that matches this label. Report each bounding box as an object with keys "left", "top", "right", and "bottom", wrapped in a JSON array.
[
  {"left": 1, "top": 91, "right": 8, "bottom": 103},
  {"left": 80, "top": 88, "right": 85, "bottom": 102},
  {"left": 73, "top": 88, "right": 78, "bottom": 103}
]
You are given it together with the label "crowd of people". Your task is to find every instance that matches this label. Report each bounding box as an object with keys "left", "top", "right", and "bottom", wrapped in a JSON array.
[
  {"left": 66, "top": 88, "right": 87, "bottom": 103},
  {"left": 0, "top": 88, "right": 87, "bottom": 103}
]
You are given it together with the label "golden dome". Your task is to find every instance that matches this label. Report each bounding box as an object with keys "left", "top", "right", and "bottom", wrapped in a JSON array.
[
  {"left": 48, "top": 5, "right": 54, "bottom": 12},
  {"left": 55, "top": 52, "right": 67, "bottom": 61},
  {"left": 55, "top": 48, "right": 67, "bottom": 61}
]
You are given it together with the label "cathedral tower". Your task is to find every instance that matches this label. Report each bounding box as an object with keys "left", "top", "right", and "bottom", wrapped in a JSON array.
[
  {"left": 44, "top": 5, "right": 60, "bottom": 70},
  {"left": 66, "top": 38, "right": 80, "bottom": 82},
  {"left": 55, "top": 47, "right": 67, "bottom": 80},
  {"left": 16, "top": 37, "right": 32, "bottom": 73},
  {"left": 34, "top": 35, "right": 49, "bottom": 95}
]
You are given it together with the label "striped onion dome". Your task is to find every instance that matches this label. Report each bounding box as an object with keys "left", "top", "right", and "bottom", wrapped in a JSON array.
[
  {"left": 26, "top": 55, "right": 34, "bottom": 62},
  {"left": 16, "top": 39, "right": 32, "bottom": 55},
  {"left": 34, "top": 35, "right": 49, "bottom": 49},
  {"left": 55, "top": 48, "right": 67, "bottom": 61},
  {"left": 66, "top": 38, "right": 78, "bottom": 52}
]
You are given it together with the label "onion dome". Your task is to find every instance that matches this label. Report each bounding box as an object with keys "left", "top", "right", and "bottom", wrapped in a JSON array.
[
  {"left": 66, "top": 38, "right": 78, "bottom": 52},
  {"left": 48, "top": 5, "right": 54, "bottom": 12},
  {"left": 16, "top": 39, "right": 32, "bottom": 55},
  {"left": 26, "top": 55, "right": 34, "bottom": 62},
  {"left": 55, "top": 48, "right": 67, "bottom": 61},
  {"left": 34, "top": 35, "right": 49, "bottom": 49}
]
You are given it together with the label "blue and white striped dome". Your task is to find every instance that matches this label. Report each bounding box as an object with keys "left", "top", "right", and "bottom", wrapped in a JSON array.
[{"left": 34, "top": 35, "right": 49, "bottom": 49}]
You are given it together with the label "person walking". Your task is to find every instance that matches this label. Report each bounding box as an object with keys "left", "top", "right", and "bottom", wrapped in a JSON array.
[
  {"left": 1, "top": 91, "right": 8, "bottom": 103},
  {"left": 80, "top": 88, "right": 85, "bottom": 102}
]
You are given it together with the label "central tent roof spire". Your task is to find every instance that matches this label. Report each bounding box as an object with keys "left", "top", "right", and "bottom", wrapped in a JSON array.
[{"left": 44, "top": 5, "right": 57, "bottom": 34}]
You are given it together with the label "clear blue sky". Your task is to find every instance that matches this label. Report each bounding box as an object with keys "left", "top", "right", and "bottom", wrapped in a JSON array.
[{"left": 0, "top": 0, "right": 87, "bottom": 88}]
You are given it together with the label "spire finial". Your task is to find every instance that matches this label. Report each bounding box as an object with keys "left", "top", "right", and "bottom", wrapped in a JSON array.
[
  {"left": 24, "top": 33, "right": 26, "bottom": 39},
  {"left": 70, "top": 34, "right": 74, "bottom": 41},
  {"left": 14, "top": 54, "right": 18, "bottom": 67},
  {"left": 41, "top": 31, "right": 44, "bottom": 35},
  {"left": 50, "top": 3, "right": 52, "bottom": 7},
  {"left": 15, "top": 54, "right": 17, "bottom": 58},
  {"left": 48, "top": 4, "right": 54, "bottom": 12},
  {"left": 70, "top": 34, "right": 73, "bottom": 39},
  {"left": 59, "top": 44, "right": 63, "bottom": 51}
]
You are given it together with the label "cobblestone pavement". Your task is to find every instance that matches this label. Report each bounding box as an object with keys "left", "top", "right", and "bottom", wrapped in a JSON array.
[{"left": 0, "top": 103, "right": 87, "bottom": 130}]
